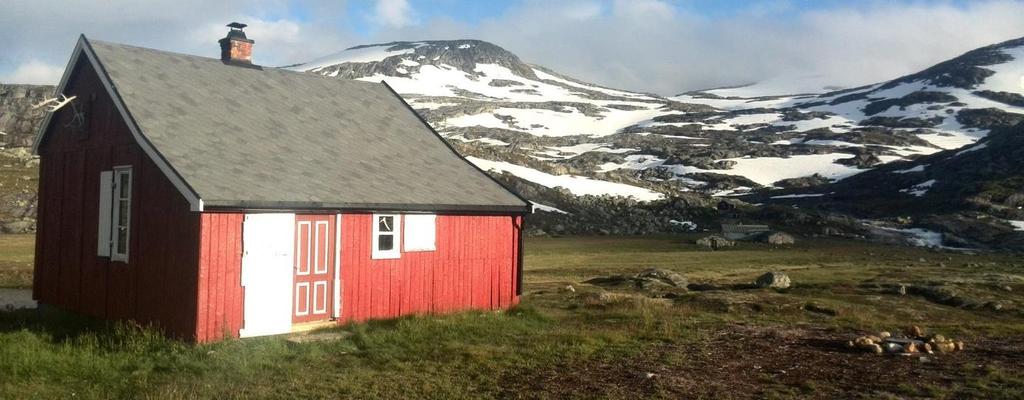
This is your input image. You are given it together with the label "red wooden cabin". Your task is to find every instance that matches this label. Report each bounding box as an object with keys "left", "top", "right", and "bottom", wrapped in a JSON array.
[{"left": 32, "top": 26, "right": 529, "bottom": 342}]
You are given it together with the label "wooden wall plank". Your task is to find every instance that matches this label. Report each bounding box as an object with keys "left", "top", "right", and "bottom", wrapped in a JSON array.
[
  {"left": 194, "top": 212, "right": 245, "bottom": 342},
  {"left": 57, "top": 151, "right": 84, "bottom": 309}
]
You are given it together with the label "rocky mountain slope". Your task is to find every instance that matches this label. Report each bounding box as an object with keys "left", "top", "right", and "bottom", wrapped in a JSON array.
[
  {"left": 755, "top": 120, "right": 1024, "bottom": 249},
  {"left": 0, "top": 84, "right": 52, "bottom": 148},
  {"left": 0, "top": 84, "right": 49, "bottom": 233},
  {"left": 290, "top": 37, "right": 1024, "bottom": 206}
]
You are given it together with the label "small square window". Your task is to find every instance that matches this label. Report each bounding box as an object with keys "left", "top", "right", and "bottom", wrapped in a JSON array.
[
  {"left": 371, "top": 214, "right": 400, "bottom": 259},
  {"left": 379, "top": 216, "right": 394, "bottom": 232},
  {"left": 378, "top": 234, "right": 394, "bottom": 251}
]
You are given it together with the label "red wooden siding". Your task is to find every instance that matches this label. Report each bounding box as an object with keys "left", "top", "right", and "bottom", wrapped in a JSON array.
[
  {"left": 33, "top": 55, "right": 201, "bottom": 340},
  {"left": 339, "top": 214, "right": 522, "bottom": 323},
  {"left": 195, "top": 213, "right": 244, "bottom": 342}
]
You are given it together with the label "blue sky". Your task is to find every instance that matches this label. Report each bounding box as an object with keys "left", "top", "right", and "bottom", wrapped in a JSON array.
[{"left": 2, "top": 0, "right": 1022, "bottom": 93}]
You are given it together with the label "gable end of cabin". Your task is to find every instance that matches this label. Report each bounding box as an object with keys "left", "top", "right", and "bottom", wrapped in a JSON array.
[{"left": 33, "top": 39, "right": 205, "bottom": 341}]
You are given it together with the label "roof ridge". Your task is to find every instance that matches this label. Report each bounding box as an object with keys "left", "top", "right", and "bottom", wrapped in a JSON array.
[{"left": 86, "top": 36, "right": 384, "bottom": 88}]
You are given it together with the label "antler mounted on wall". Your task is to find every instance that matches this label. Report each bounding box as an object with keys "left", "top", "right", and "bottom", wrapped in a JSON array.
[{"left": 32, "top": 94, "right": 78, "bottom": 113}]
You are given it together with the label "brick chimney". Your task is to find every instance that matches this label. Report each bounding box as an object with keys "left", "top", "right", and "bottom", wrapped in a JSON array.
[{"left": 219, "top": 22, "right": 254, "bottom": 64}]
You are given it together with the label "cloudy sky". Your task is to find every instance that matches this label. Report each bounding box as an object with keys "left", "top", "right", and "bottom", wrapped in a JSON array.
[{"left": 2, "top": 0, "right": 1023, "bottom": 94}]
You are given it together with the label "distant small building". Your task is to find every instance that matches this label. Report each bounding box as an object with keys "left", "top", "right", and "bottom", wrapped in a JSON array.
[
  {"left": 721, "top": 224, "right": 771, "bottom": 240},
  {"left": 32, "top": 24, "right": 530, "bottom": 342}
]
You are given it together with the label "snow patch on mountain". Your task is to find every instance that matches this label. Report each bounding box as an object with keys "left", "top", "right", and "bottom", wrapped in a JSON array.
[
  {"left": 771, "top": 193, "right": 826, "bottom": 199},
  {"left": 446, "top": 105, "right": 664, "bottom": 136},
  {"left": 531, "top": 201, "right": 569, "bottom": 214},
  {"left": 893, "top": 164, "right": 927, "bottom": 174},
  {"left": 533, "top": 68, "right": 656, "bottom": 100},
  {"left": 294, "top": 43, "right": 422, "bottom": 72},
  {"left": 538, "top": 143, "right": 635, "bottom": 159},
  {"left": 703, "top": 154, "right": 864, "bottom": 187},
  {"left": 702, "top": 74, "right": 851, "bottom": 98},
  {"left": 467, "top": 156, "right": 664, "bottom": 201},
  {"left": 954, "top": 142, "right": 989, "bottom": 157},
  {"left": 900, "top": 179, "right": 937, "bottom": 197}
]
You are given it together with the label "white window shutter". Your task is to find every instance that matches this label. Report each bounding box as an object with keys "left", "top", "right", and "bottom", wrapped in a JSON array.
[
  {"left": 403, "top": 214, "right": 436, "bottom": 252},
  {"left": 97, "top": 170, "right": 113, "bottom": 257}
]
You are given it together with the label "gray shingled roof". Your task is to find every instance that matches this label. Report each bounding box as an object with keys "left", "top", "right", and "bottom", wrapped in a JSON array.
[{"left": 87, "top": 38, "right": 528, "bottom": 212}]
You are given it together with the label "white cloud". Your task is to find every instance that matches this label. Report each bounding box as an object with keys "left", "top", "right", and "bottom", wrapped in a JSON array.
[
  {"left": 1, "top": 60, "right": 64, "bottom": 85},
  {"left": 0, "top": 0, "right": 355, "bottom": 80},
  {"left": 375, "top": 0, "right": 415, "bottom": 28},
  {"left": 611, "top": 0, "right": 675, "bottom": 20},
  {"left": 561, "top": 1, "right": 603, "bottom": 20}
]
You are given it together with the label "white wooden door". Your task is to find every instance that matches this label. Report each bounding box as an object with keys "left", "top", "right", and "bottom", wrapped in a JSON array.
[{"left": 239, "top": 213, "right": 295, "bottom": 338}]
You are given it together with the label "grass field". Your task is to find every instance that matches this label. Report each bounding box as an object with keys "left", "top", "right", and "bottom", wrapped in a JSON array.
[
  {"left": 1, "top": 234, "right": 1023, "bottom": 399},
  {"left": 0, "top": 234, "right": 33, "bottom": 288}
]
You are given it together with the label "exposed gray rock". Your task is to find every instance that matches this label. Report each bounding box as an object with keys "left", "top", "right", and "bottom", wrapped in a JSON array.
[
  {"left": 956, "top": 107, "right": 1024, "bottom": 130},
  {"left": 1, "top": 219, "right": 34, "bottom": 233},
  {"left": 755, "top": 272, "right": 791, "bottom": 289},
  {"left": 973, "top": 90, "right": 1024, "bottom": 107},
  {"left": 635, "top": 268, "right": 688, "bottom": 288},
  {"left": 584, "top": 268, "right": 689, "bottom": 298},
  {"left": 774, "top": 174, "right": 830, "bottom": 189},
  {"left": 488, "top": 79, "right": 523, "bottom": 87},
  {"left": 0, "top": 84, "right": 53, "bottom": 148}
]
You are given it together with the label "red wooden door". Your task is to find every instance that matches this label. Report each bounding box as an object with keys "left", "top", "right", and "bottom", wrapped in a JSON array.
[{"left": 293, "top": 215, "right": 335, "bottom": 324}]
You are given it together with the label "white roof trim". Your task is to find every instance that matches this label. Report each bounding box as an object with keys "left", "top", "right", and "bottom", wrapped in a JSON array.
[{"left": 32, "top": 35, "right": 204, "bottom": 212}]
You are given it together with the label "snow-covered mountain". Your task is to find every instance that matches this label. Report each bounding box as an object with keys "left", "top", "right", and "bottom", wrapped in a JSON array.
[
  {"left": 290, "top": 40, "right": 672, "bottom": 201},
  {"left": 290, "top": 37, "right": 1024, "bottom": 203},
  {"left": 671, "top": 36, "right": 1024, "bottom": 186}
]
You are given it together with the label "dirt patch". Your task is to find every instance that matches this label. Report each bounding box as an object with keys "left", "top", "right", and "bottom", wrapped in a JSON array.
[{"left": 498, "top": 324, "right": 1024, "bottom": 399}]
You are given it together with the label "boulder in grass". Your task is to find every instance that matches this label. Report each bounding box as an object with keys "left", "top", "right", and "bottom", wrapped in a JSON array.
[
  {"left": 765, "top": 232, "right": 796, "bottom": 245},
  {"left": 755, "top": 272, "right": 791, "bottom": 289},
  {"left": 635, "top": 268, "right": 688, "bottom": 288},
  {"left": 584, "top": 269, "right": 689, "bottom": 295},
  {"left": 696, "top": 235, "right": 735, "bottom": 250}
]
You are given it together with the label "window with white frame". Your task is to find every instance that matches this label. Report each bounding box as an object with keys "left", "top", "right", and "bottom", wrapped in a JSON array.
[
  {"left": 371, "top": 214, "right": 400, "bottom": 259},
  {"left": 97, "top": 167, "right": 132, "bottom": 262},
  {"left": 403, "top": 214, "right": 436, "bottom": 252}
]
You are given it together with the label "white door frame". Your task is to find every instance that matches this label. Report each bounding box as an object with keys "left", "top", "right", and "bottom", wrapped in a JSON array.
[{"left": 332, "top": 213, "right": 342, "bottom": 319}]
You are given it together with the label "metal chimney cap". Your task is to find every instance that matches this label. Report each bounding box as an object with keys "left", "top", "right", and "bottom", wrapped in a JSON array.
[{"left": 227, "top": 22, "right": 247, "bottom": 30}]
